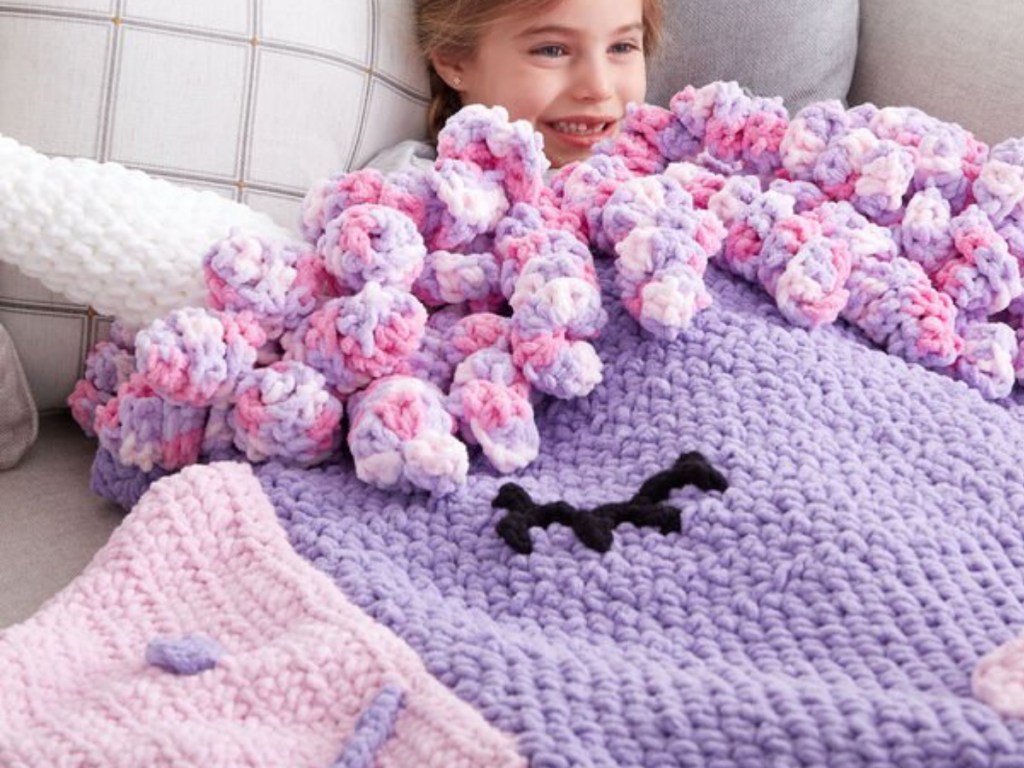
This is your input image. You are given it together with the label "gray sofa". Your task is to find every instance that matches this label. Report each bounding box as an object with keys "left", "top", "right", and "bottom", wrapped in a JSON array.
[{"left": 2, "top": 0, "right": 1023, "bottom": 629}]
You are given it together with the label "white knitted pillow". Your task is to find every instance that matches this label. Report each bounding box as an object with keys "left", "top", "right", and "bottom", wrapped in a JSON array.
[{"left": 0, "top": 1, "right": 428, "bottom": 411}]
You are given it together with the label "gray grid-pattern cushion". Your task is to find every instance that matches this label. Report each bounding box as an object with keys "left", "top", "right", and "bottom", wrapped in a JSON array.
[
  {"left": 646, "top": 0, "right": 859, "bottom": 114},
  {"left": 0, "top": 322, "right": 38, "bottom": 470},
  {"left": 849, "top": 0, "right": 1024, "bottom": 145},
  {"left": 0, "top": 0, "right": 428, "bottom": 411}
]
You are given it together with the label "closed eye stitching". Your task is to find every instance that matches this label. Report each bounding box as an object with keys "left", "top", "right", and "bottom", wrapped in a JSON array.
[{"left": 493, "top": 451, "right": 728, "bottom": 554}]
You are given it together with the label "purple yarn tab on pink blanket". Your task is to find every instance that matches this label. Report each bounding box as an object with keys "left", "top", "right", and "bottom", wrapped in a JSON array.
[
  {"left": 145, "top": 634, "right": 225, "bottom": 675},
  {"left": 331, "top": 685, "right": 406, "bottom": 768}
]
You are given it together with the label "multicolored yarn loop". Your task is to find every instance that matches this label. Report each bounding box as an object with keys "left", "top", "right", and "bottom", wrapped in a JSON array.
[
  {"left": 75, "top": 84, "right": 1024, "bottom": 495},
  {"left": 75, "top": 105, "right": 627, "bottom": 494},
  {"left": 584, "top": 81, "right": 1024, "bottom": 398}
]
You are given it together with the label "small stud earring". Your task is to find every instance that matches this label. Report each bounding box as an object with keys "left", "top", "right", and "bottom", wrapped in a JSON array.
[{"left": 453, "top": 76, "right": 462, "bottom": 87}]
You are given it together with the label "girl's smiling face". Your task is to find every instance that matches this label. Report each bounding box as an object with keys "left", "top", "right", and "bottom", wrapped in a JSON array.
[{"left": 432, "top": 0, "right": 648, "bottom": 168}]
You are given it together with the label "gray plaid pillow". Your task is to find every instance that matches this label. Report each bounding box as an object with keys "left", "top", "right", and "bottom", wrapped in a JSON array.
[
  {"left": 0, "top": 321, "right": 38, "bottom": 470},
  {"left": 0, "top": 0, "right": 428, "bottom": 413}
]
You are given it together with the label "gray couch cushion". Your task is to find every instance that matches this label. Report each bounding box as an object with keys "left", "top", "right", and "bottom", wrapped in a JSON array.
[
  {"left": 646, "top": 0, "right": 859, "bottom": 114},
  {"left": 0, "top": 414, "right": 122, "bottom": 629},
  {"left": 0, "top": 321, "right": 37, "bottom": 470},
  {"left": 849, "top": 0, "right": 1024, "bottom": 145}
]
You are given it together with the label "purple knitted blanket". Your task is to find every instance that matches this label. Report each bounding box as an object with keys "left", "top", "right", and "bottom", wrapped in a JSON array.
[{"left": 243, "top": 262, "right": 1024, "bottom": 766}]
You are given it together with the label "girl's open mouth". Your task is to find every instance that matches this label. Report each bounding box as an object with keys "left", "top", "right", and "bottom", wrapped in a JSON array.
[{"left": 545, "top": 118, "right": 617, "bottom": 147}]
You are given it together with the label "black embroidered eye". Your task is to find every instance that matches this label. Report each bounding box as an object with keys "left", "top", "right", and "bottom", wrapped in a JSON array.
[{"left": 493, "top": 451, "right": 728, "bottom": 554}]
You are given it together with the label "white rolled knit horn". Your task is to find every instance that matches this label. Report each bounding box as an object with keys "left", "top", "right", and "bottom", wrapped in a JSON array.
[{"left": 0, "top": 133, "right": 296, "bottom": 326}]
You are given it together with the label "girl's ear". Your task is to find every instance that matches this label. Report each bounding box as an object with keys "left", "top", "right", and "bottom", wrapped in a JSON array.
[{"left": 429, "top": 52, "right": 467, "bottom": 92}]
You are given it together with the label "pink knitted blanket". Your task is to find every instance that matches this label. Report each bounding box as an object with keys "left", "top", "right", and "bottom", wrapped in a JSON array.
[{"left": 0, "top": 462, "right": 523, "bottom": 768}]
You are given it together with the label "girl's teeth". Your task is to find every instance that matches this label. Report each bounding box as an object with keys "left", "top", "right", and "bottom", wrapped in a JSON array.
[{"left": 554, "top": 122, "right": 606, "bottom": 135}]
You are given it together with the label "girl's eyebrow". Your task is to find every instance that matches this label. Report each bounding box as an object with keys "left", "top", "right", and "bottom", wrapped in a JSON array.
[{"left": 517, "top": 22, "right": 643, "bottom": 39}]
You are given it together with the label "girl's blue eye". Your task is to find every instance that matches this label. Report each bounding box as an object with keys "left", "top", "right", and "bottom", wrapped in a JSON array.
[
  {"left": 610, "top": 41, "right": 641, "bottom": 55},
  {"left": 532, "top": 44, "right": 567, "bottom": 58}
]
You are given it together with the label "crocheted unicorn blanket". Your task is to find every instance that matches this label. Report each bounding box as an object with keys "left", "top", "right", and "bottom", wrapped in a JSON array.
[
  {"left": 0, "top": 462, "right": 523, "bottom": 767},
  {"left": 88, "top": 262, "right": 1024, "bottom": 766},
  {"left": 12, "top": 83, "right": 1024, "bottom": 764}
]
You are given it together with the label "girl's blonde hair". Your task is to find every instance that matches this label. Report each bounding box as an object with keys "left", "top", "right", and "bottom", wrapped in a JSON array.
[{"left": 416, "top": 0, "right": 664, "bottom": 141}]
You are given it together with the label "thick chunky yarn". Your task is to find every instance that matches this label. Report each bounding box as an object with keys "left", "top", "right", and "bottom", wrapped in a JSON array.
[
  {"left": 953, "top": 321, "right": 1018, "bottom": 400},
  {"left": 1, "top": 463, "right": 525, "bottom": 767},
  {"left": 0, "top": 134, "right": 291, "bottom": 326},
  {"left": 231, "top": 361, "right": 343, "bottom": 467},
  {"left": 134, "top": 307, "right": 267, "bottom": 407},
  {"left": 757, "top": 212, "right": 852, "bottom": 328},
  {"left": 68, "top": 340, "right": 135, "bottom": 437},
  {"left": 447, "top": 347, "right": 539, "bottom": 473},
  {"left": 721, "top": 190, "right": 796, "bottom": 283},
  {"left": 283, "top": 284, "right": 428, "bottom": 396},
  {"left": 936, "top": 204, "right": 1021, "bottom": 316},
  {"left": 77, "top": 84, "right": 1024, "bottom": 497},
  {"left": 77, "top": 105, "right": 614, "bottom": 493},
  {"left": 585, "top": 80, "right": 1024, "bottom": 398},
  {"left": 94, "top": 373, "right": 208, "bottom": 472},
  {"left": 203, "top": 231, "right": 324, "bottom": 340},
  {"left": 347, "top": 375, "right": 469, "bottom": 495},
  {"left": 435, "top": 104, "right": 548, "bottom": 204},
  {"left": 320, "top": 203, "right": 426, "bottom": 293},
  {"left": 80, "top": 104, "right": 633, "bottom": 492},
  {"left": 415, "top": 248, "right": 502, "bottom": 308},
  {"left": 600, "top": 175, "right": 725, "bottom": 336}
]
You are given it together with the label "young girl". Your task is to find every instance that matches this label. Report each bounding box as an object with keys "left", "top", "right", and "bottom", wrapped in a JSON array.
[{"left": 368, "top": 0, "right": 663, "bottom": 172}]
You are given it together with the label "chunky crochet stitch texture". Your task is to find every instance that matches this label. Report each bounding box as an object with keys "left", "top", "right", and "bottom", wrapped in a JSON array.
[
  {"left": 49, "top": 83, "right": 1024, "bottom": 764},
  {"left": 0, "top": 462, "right": 524, "bottom": 768},
  {"left": 254, "top": 263, "right": 1024, "bottom": 766},
  {"left": 588, "top": 83, "right": 1024, "bottom": 401}
]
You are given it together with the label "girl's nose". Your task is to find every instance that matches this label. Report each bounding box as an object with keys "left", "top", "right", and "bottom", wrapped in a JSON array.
[{"left": 574, "top": 58, "right": 614, "bottom": 102}]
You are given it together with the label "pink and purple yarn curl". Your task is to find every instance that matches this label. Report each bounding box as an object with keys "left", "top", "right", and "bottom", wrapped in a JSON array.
[
  {"left": 318, "top": 203, "right": 427, "bottom": 293},
  {"left": 494, "top": 203, "right": 592, "bottom": 299},
  {"left": 347, "top": 375, "right": 469, "bottom": 496},
  {"left": 284, "top": 283, "right": 428, "bottom": 396},
  {"left": 81, "top": 86, "right": 1024, "bottom": 497},
  {"left": 601, "top": 85, "right": 1024, "bottom": 396},
  {"left": 435, "top": 104, "right": 549, "bottom": 205},
  {"left": 203, "top": 231, "right": 324, "bottom": 341},
  {"left": 230, "top": 360, "right": 343, "bottom": 467},
  {"left": 447, "top": 347, "right": 539, "bottom": 474},
  {"left": 68, "top": 340, "right": 136, "bottom": 437},
  {"left": 415, "top": 249, "right": 502, "bottom": 308},
  {"left": 952, "top": 321, "right": 1019, "bottom": 400},
  {"left": 134, "top": 307, "right": 266, "bottom": 408},
  {"left": 614, "top": 227, "right": 713, "bottom": 340},
  {"left": 94, "top": 373, "right": 208, "bottom": 473},
  {"left": 974, "top": 138, "right": 1024, "bottom": 226},
  {"left": 935, "top": 205, "right": 1022, "bottom": 317},
  {"left": 508, "top": 272, "right": 607, "bottom": 399},
  {"left": 756, "top": 214, "right": 852, "bottom": 329},
  {"left": 722, "top": 190, "right": 796, "bottom": 283}
]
